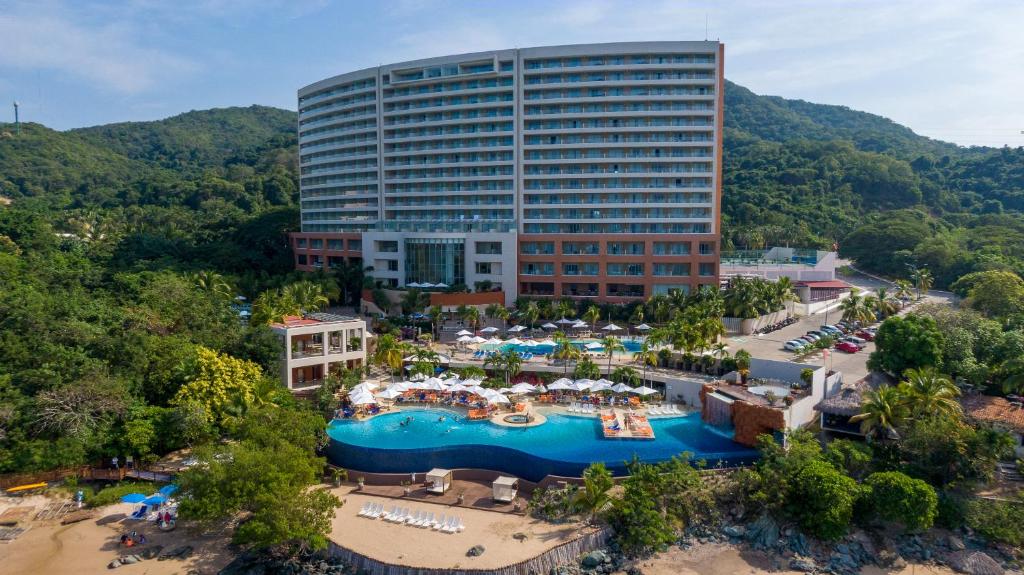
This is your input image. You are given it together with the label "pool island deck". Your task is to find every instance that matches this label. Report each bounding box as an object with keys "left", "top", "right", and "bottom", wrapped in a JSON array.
[{"left": 600, "top": 409, "right": 654, "bottom": 439}]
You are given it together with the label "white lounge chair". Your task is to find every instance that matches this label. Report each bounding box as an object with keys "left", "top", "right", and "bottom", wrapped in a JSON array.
[
  {"left": 455, "top": 517, "right": 465, "bottom": 532},
  {"left": 433, "top": 514, "right": 446, "bottom": 529},
  {"left": 441, "top": 517, "right": 457, "bottom": 533},
  {"left": 374, "top": 503, "right": 388, "bottom": 518},
  {"left": 420, "top": 512, "right": 434, "bottom": 527},
  {"left": 382, "top": 506, "right": 397, "bottom": 521},
  {"left": 357, "top": 502, "right": 371, "bottom": 516},
  {"left": 390, "top": 507, "right": 407, "bottom": 522},
  {"left": 407, "top": 510, "right": 423, "bottom": 525}
]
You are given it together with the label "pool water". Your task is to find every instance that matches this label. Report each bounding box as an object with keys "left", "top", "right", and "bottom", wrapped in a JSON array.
[
  {"left": 326, "top": 408, "right": 757, "bottom": 481},
  {"left": 747, "top": 385, "right": 791, "bottom": 398},
  {"left": 480, "top": 338, "right": 644, "bottom": 356}
]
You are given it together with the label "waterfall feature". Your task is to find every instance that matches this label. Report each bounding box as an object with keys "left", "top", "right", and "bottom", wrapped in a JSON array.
[{"left": 703, "top": 392, "right": 735, "bottom": 427}]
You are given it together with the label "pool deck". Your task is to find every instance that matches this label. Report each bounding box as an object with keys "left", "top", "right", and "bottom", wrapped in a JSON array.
[{"left": 352, "top": 478, "right": 531, "bottom": 513}]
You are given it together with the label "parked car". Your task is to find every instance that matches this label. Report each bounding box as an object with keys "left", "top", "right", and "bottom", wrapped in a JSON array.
[
  {"left": 835, "top": 341, "right": 860, "bottom": 353},
  {"left": 802, "top": 333, "right": 821, "bottom": 342},
  {"left": 821, "top": 325, "right": 844, "bottom": 335},
  {"left": 798, "top": 335, "right": 818, "bottom": 345},
  {"left": 784, "top": 340, "right": 808, "bottom": 352},
  {"left": 856, "top": 330, "right": 875, "bottom": 341},
  {"left": 808, "top": 330, "right": 831, "bottom": 339},
  {"left": 844, "top": 335, "right": 867, "bottom": 346}
]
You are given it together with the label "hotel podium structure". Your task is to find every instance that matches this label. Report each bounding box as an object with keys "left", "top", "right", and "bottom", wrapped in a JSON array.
[{"left": 291, "top": 41, "right": 724, "bottom": 305}]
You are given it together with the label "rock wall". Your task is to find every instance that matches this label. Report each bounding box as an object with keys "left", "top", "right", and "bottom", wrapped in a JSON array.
[{"left": 731, "top": 400, "right": 786, "bottom": 447}]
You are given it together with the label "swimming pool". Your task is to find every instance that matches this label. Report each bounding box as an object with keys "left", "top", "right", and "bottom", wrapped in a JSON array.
[
  {"left": 325, "top": 408, "right": 757, "bottom": 481},
  {"left": 480, "top": 338, "right": 644, "bottom": 356}
]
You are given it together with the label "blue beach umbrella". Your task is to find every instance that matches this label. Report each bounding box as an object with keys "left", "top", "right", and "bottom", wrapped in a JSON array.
[
  {"left": 142, "top": 494, "right": 167, "bottom": 505},
  {"left": 158, "top": 484, "right": 178, "bottom": 497},
  {"left": 120, "top": 493, "right": 147, "bottom": 504}
]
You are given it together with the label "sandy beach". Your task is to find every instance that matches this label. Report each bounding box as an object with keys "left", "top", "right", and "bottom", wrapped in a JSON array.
[{"left": 0, "top": 497, "right": 234, "bottom": 575}]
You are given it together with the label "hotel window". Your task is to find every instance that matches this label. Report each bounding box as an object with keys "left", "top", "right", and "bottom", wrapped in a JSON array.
[
  {"left": 327, "top": 239, "right": 344, "bottom": 250},
  {"left": 653, "top": 242, "right": 690, "bottom": 255},
  {"left": 699, "top": 242, "right": 715, "bottom": 255},
  {"left": 297, "top": 238, "right": 308, "bottom": 248},
  {"left": 475, "top": 241, "right": 502, "bottom": 255},
  {"left": 653, "top": 284, "right": 690, "bottom": 296},
  {"left": 562, "top": 242, "right": 599, "bottom": 255},
  {"left": 297, "top": 254, "right": 308, "bottom": 265},
  {"left": 607, "top": 242, "right": 644, "bottom": 255},
  {"left": 348, "top": 239, "right": 362, "bottom": 251},
  {"left": 699, "top": 262, "right": 716, "bottom": 276},
  {"left": 386, "top": 260, "right": 399, "bottom": 272},
  {"left": 520, "top": 242, "right": 555, "bottom": 255},
  {"left": 653, "top": 263, "right": 690, "bottom": 277},
  {"left": 377, "top": 240, "right": 398, "bottom": 253},
  {"left": 310, "top": 239, "right": 324, "bottom": 249},
  {"left": 475, "top": 262, "right": 493, "bottom": 274},
  {"left": 607, "top": 263, "right": 644, "bottom": 276},
  {"left": 521, "top": 263, "right": 553, "bottom": 276}
]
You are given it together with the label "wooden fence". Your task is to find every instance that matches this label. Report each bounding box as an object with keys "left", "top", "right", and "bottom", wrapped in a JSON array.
[
  {"left": 328, "top": 528, "right": 611, "bottom": 575},
  {"left": 0, "top": 467, "right": 126, "bottom": 490}
]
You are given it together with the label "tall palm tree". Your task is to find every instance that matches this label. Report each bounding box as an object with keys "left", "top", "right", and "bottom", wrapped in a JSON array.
[
  {"left": 873, "top": 287, "right": 898, "bottom": 318},
  {"left": 190, "top": 271, "right": 233, "bottom": 301},
  {"left": 574, "top": 463, "right": 613, "bottom": 525},
  {"left": 522, "top": 301, "right": 541, "bottom": 329},
  {"left": 462, "top": 306, "right": 481, "bottom": 331},
  {"left": 582, "top": 305, "right": 601, "bottom": 331},
  {"left": 250, "top": 289, "right": 300, "bottom": 325},
  {"left": 850, "top": 385, "right": 908, "bottom": 440},
  {"left": 710, "top": 342, "right": 730, "bottom": 372},
  {"left": 372, "top": 334, "right": 407, "bottom": 382},
  {"left": 910, "top": 268, "right": 934, "bottom": 300},
  {"left": 839, "top": 293, "right": 874, "bottom": 325},
  {"left": 428, "top": 305, "right": 444, "bottom": 339},
  {"left": 556, "top": 299, "right": 576, "bottom": 321},
  {"left": 611, "top": 366, "right": 640, "bottom": 386},
  {"left": 900, "top": 367, "right": 961, "bottom": 420},
  {"left": 600, "top": 335, "right": 624, "bottom": 377},
  {"left": 553, "top": 333, "right": 582, "bottom": 375},
  {"left": 485, "top": 349, "right": 522, "bottom": 386},
  {"left": 893, "top": 279, "right": 914, "bottom": 301},
  {"left": 633, "top": 340, "right": 659, "bottom": 387},
  {"left": 629, "top": 305, "right": 645, "bottom": 327}
]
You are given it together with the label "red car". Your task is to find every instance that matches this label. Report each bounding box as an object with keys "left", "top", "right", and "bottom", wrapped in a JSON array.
[
  {"left": 855, "top": 330, "right": 875, "bottom": 341},
  {"left": 835, "top": 341, "right": 860, "bottom": 353}
]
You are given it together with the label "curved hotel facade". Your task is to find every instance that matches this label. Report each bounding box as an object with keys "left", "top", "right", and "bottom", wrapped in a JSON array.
[{"left": 291, "top": 41, "right": 724, "bottom": 305}]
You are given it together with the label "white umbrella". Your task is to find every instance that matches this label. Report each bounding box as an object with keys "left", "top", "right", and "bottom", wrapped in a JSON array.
[
  {"left": 480, "top": 326, "right": 499, "bottom": 333},
  {"left": 419, "top": 282, "right": 435, "bottom": 288},
  {"left": 376, "top": 388, "right": 403, "bottom": 400},
  {"left": 551, "top": 377, "right": 573, "bottom": 387},
  {"left": 547, "top": 381, "right": 573, "bottom": 391},
  {"left": 407, "top": 282, "right": 422, "bottom": 288},
  {"left": 519, "top": 340, "right": 538, "bottom": 347},
  {"left": 349, "top": 391, "right": 376, "bottom": 405},
  {"left": 630, "top": 386, "right": 659, "bottom": 396},
  {"left": 603, "top": 323, "right": 623, "bottom": 331},
  {"left": 590, "top": 382, "right": 612, "bottom": 392},
  {"left": 584, "top": 341, "right": 603, "bottom": 350},
  {"left": 572, "top": 379, "right": 594, "bottom": 391},
  {"left": 635, "top": 323, "right": 652, "bottom": 331},
  {"left": 510, "top": 382, "right": 537, "bottom": 394},
  {"left": 463, "top": 385, "right": 486, "bottom": 396},
  {"left": 457, "top": 335, "right": 474, "bottom": 343},
  {"left": 423, "top": 377, "right": 445, "bottom": 389},
  {"left": 541, "top": 323, "right": 558, "bottom": 329},
  {"left": 535, "top": 384, "right": 548, "bottom": 393},
  {"left": 456, "top": 329, "right": 474, "bottom": 336},
  {"left": 350, "top": 382, "right": 377, "bottom": 394},
  {"left": 434, "top": 282, "right": 449, "bottom": 288},
  {"left": 390, "top": 381, "right": 412, "bottom": 392},
  {"left": 506, "top": 338, "right": 524, "bottom": 345},
  {"left": 538, "top": 338, "right": 557, "bottom": 346},
  {"left": 611, "top": 383, "right": 632, "bottom": 393},
  {"left": 447, "top": 383, "right": 468, "bottom": 392},
  {"left": 594, "top": 378, "right": 614, "bottom": 387},
  {"left": 487, "top": 394, "right": 511, "bottom": 404},
  {"left": 484, "top": 337, "right": 503, "bottom": 344},
  {"left": 508, "top": 325, "right": 527, "bottom": 332},
  {"left": 556, "top": 318, "right": 575, "bottom": 325},
  {"left": 409, "top": 373, "right": 427, "bottom": 382},
  {"left": 462, "top": 378, "right": 483, "bottom": 387},
  {"left": 572, "top": 321, "right": 588, "bottom": 328}
]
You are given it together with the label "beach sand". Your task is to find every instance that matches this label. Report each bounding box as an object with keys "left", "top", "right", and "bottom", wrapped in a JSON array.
[
  {"left": 637, "top": 542, "right": 960, "bottom": 575},
  {"left": 0, "top": 500, "right": 234, "bottom": 575},
  {"left": 328, "top": 486, "right": 595, "bottom": 570}
]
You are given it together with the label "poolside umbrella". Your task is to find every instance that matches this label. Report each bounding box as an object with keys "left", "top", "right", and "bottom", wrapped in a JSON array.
[
  {"left": 541, "top": 322, "right": 558, "bottom": 329},
  {"left": 498, "top": 387, "right": 513, "bottom": 394},
  {"left": 410, "top": 373, "right": 427, "bottom": 382},
  {"left": 547, "top": 380, "right": 573, "bottom": 391},
  {"left": 630, "top": 386, "right": 659, "bottom": 396},
  {"left": 508, "top": 325, "right": 527, "bottom": 332},
  {"left": 434, "top": 283, "right": 449, "bottom": 288},
  {"left": 480, "top": 326, "right": 499, "bottom": 333},
  {"left": 519, "top": 340, "right": 538, "bottom": 347},
  {"left": 350, "top": 382, "right": 378, "bottom": 394},
  {"left": 571, "top": 379, "right": 593, "bottom": 391},
  {"left": 422, "top": 377, "right": 445, "bottom": 390},
  {"left": 506, "top": 338, "right": 524, "bottom": 345},
  {"left": 349, "top": 392, "right": 377, "bottom": 405},
  {"left": 457, "top": 335, "right": 474, "bottom": 343},
  {"left": 390, "top": 381, "right": 412, "bottom": 392},
  {"left": 456, "top": 330, "right": 473, "bottom": 336},
  {"left": 407, "top": 282, "right": 422, "bottom": 288},
  {"left": 510, "top": 382, "right": 537, "bottom": 394},
  {"left": 594, "top": 378, "right": 614, "bottom": 387},
  {"left": 376, "top": 388, "right": 403, "bottom": 400},
  {"left": 602, "top": 323, "right": 623, "bottom": 331},
  {"left": 556, "top": 318, "right": 575, "bottom": 325},
  {"left": 584, "top": 341, "right": 603, "bottom": 350},
  {"left": 463, "top": 385, "right": 486, "bottom": 396},
  {"left": 420, "top": 282, "right": 435, "bottom": 288},
  {"left": 551, "top": 377, "right": 573, "bottom": 387},
  {"left": 158, "top": 485, "right": 178, "bottom": 497},
  {"left": 120, "top": 493, "right": 147, "bottom": 504},
  {"left": 471, "top": 336, "right": 487, "bottom": 344},
  {"left": 572, "top": 321, "right": 587, "bottom": 329},
  {"left": 538, "top": 338, "right": 557, "bottom": 346},
  {"left": 535, "top": 384, "right": 548, "bottom": 393},
  {"left": 611, "top": 383, "right": 632, "bottom": 393},
  {"left": 142, "top": 494, "right": 167, "bottom": 506},
  {"left": 635, "top": 323, "right": 652, "bottom": 331},
  {"left": 462, "top": 378, "right": 483, "bottom": 387},
  {"left": 590, "top": 382, "right": 612, "bottom": 392},
  {"left": 487, "top": 393, "right": 511, "bottom": 404},
  {"left": 484, "top": 337, "right": 503, "bottom": 345},
  {"left": 447, "top": 383, "right": 468, "bottom": 392}
]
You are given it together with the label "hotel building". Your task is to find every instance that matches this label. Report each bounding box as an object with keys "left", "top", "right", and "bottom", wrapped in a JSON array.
[{"left": 291, "top": 41, "right": 724, "bottom": 305}]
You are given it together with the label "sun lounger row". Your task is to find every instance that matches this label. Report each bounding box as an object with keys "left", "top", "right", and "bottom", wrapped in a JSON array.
[
  {"left": 356, "top": 502, "right": 465, "bottom": 533},
  {"left": 646, "top": 404, "right": 683, "bottom": 416},
  {"left": 567, "top": 403, "right": 595, "bottom": 414}
]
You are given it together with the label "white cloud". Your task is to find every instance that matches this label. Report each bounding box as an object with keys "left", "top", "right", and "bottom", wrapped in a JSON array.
[{"left": 0, "top": 3, "right": 196, "bottom": 94}]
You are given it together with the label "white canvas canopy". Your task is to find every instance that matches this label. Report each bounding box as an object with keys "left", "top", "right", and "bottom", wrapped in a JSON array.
[
  {"left": 492, "top": 476, "right": 519, "bottom": 503},
  {"left": 584, "top": 341, "right": 603, "bottom": 350},
  {"left": 471, "top": 336, "right": 487, "bottom": 344},
  {"left": 484, "top": 337, "right": 503, "bottom": 345},
  {"left": 594, "top": 378, "right": 614, "bottom": 387},
  {"left": 419, "top": 282, "right": 435, "bottom": 288},
  {"left": 390, "top": 381, "right": 412, "bottom": 392},
  {"left": 551, "top": 377, "right": 573, "bottom": 387},
  {"left": 589, "top": 382, "right": 612, "bottom": 392},
  {"left": 572, "top": 321, "right": 587, "bottom": 328},
  {"left": 572, "top": 379, "right": 594, "bottom": 391},
  {"left": 541, "top": 323, "right": 558, "bottom": 329},
  {"left": 631, "top": 386, "right": 659, "bottom": 396},
  {"left": 635, "top": 323, "right": 653, "bottom": 331},
  {"left": 556, "top": 318, "right": 575, "bottom": 325},
  {"left": 487, "top": 393, "right": 511, "bottom": 404},
  {"left": 434, "top": 283, "right": 449, "bottom": 288},
  {"left": 376, "top": 388, "right": 403, "bottom": 400},
  {"left": 447, "top": 383, "right": 469, "bottom": 392},
  {"left": 349, "top": 391, "right": 377, "bottom": 405},
  {"left": 407, "top": 282, "right": 423, "bottom": 288},
  {"left": 611, "top": 383, "right": 633, "bottom": 393},
  {"left": 456, "top": 329, "right": 473, "bottom": 336},
  {"left": 508, "top": 325, "right": 527, "bottom": 332},
  {"left": 509, "top": 382, "right": 537, "bottom": 394},
  {"left": 505, "top": 338, "right": 524, "bottom": 345},
  {"left": 456, "top": 335, "right": 474, "bottom": 343},
  {"left": 409, "top": 373, "right": 427, "bottom": 381},
  {"left": 426, "top": 468, "right": 452, "bottom": 494},
  {"left": 538, "top": 338, "right": 557, "bottom": 346},
  {"left": 547, "top": 381, "right": 573, "bottom": 391},
  {"left": 603, "top": 323, "right": 623, "bottom": 331},
  {"left": 480, "top": 326, "right": 499, "bottom": 333}
]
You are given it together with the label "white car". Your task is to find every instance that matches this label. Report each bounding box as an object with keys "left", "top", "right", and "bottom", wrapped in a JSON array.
[{"left": 784, "top": 340, "right": 808, "bottom": 352}]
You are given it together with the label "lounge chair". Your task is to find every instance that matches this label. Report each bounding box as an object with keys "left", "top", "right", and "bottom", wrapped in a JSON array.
[
  {"left": 371, "top": 503, "right": 386, "bottom": 518},
  {"left": 442, "top": 517, "right": 458, "bottom": 533},
  {"left": 380, "top": 505, "right": 396, "bottom": 520},
  {"left": 432, "top": 514, "right": 446, "bottom": 530},
  {"left": 420, "top": 512, "right": 434, "bottom": 528},
  {"left": 455, "top": 517, "right": 465, "bottom": 533},
  {"left": 407, "top": 510, "right": 423, "bottom": 525},
  {"left": 129, "top": 505, "right": 149, "bottom": 520},
  {"left": 357, "top": 502, "right": 371, "bottom": 516}
]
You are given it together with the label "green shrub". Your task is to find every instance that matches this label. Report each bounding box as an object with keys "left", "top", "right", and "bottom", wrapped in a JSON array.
[
  {"left": 935, "top": 490, "right": 968, "bottom": 530},
  {"left": 606, "top": 461, "right": 673, "bottom": 557},
  {"left": 823, "top": 439, "right": 874, "bottom": 480},
  {"left": 965, "top": 497, "right": 1024, "bottom": 547},
  {"left": 862, "top": 471, "right": 938, "bottom": 531},
  {"left": 789, "top": 460, "right": 859, "bottom": 540}
]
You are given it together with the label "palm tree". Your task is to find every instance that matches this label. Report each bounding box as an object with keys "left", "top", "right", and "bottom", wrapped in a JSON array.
[
  {"left": 553, "top": 333, "right": 582, "bottom": 375},
  {"left": 190, "top": 271, "right": 233, "bottom": 301},
  {"left": 282, "top": 281, "right": 330, "bottom": 313},
  {"left": 629, "top": 305, "right": 645, "bottom": 327},
  {"left": 582, "top": 305, "right": 601, "bottom": 331},
  {"left": 910, "top": 268, "right": 934, "bottom": 300},
  {"left": 839, "top": 293, "right": 874, "bottom": 325},
  {"left": 373, "top": 334, "right": 407, "bottom": 382},
  {"left": 633, "top": 341, "right": 659, "bottom": 387},
  {"left": 893, "top": 279, "right": 914, "bottom": 301},
  {"left": 710, "top": 342, "right": 730, "bottom": 373},
  {"left": 574, "top": 463, "right": 613, "bottom": 525},
  {"left": 611, "top": 365, "right": 640, "bottom": 386},
  {"left": 734, "top": 349, "right": 752, "bottom": 384},
  {"left": 873, "top": 287, "right": 899, "bottom": 318},
  {"left": 522, "top": 301, "right": 540, "bottom": 329},
  {"left": 428, "top": 305, "right": 444, "bottom": 339},
  {"left": 899, "top": 367, "right": 961, "bottom": 420},
  {"left": 250, "top": 289, "right": 300, "bottom": 325},
  {"left": 461, "top": 306, "right": 481, "bottom": 331},
  {"left": 600, "top": 335, "right": 624, "bottom": 377},
  {"left": 556, "top": 299, "right": 576, "bottom": 321},
  {"left": 850, "top": 385, "right": 908, "bottom": 440},
  {"left": 485, "top": 349, "right": 522, "bottom": 386},
  {"left": 999, "top": 357, "right": 1024, "bottom": 395},
  {"left": 493, "top": 305, "right": 512, "bottom": 330}
]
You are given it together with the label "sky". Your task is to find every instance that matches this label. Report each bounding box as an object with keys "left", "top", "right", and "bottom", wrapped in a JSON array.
[{"left": 1, "top": 0, "right": 1022, "bottom": 147}]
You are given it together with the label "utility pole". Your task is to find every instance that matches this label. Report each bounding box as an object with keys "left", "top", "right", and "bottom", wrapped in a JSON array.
[{"left": 12, "top": 101, "right": 19, "bottom": 135}]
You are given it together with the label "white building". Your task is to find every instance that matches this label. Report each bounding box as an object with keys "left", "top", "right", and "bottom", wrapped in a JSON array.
[
  {"left": 720, "top": 247, "right": 838, "bottom": 283},
  {"left": 291, "top": 41, "right": 725, "bottom": 305},
  {"left": 270, "top": 313, "right": 368, "bottom": 390}
]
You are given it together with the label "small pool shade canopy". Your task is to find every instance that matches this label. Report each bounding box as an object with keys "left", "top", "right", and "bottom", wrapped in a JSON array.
[
  {"left": 602, "top": 323, "right": 623, "bottom": 331},
  {"left": 120, "top": 493, "right": 147, "bottom": 504},
  {"left": 376, "top": 388, "right": 403, "bottom": 400},
  {"left": 508, "top": 325, "right": 527, "bottom": 332},
  {"left": 556, "top": 318, "right": 575, "bottom": 325},
  {"left": 456, "top": 330, "right": 473, "bottom": 336},
  {"left": 584, "top": 341, "right": 603, "bottom": 350},
  {"left": 434, "top": 282, "right": 449, "bottom": 288},
  {"left": 547, "top": 380, "right": 573, "bottom": 391},
  {"left": 589, "top": 382, "right": 612, "bottom": 392},
  {"left": 541, "top": 323, "right": 558, "bottom": 329},
  {"left": 631, "top": 386, "right": 659, "bottom": 396},
  {"left": 426, "top": 468, "right": 452, "bottom": 494},
  {"left": 505, "top": 338, "right": 524, "bottom": 345},
  {"left": 480, "top": 326, "right": 499, "bottom": 333},
  {"left": 635, "top": 323, "right": 652, "bottom": 331},
  {"left": 492, "top": 476, "right": 519, "bottom": 503},
  {"left": 406, "top": 282, "right": 422, "bottom": 288},
  {"left": 611, "top": 383, "right": 633, "bottom": 393},
  {"left": 509, "top": 382, "right": 537, "bottom": 394},
  {"left": 456, "top": 335, "right": 473, "bottom": 343},
  {"left": 572, "top": 320, "right": 588, "bottom": 328},
  {"left": 471, "top": 336, "right": 487, "bottom": 344},
  {"left": 158, "top": 485, "right": 178, "bottom": 497}
]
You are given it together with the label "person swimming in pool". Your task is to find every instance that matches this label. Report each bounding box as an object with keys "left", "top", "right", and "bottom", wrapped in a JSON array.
[{"left": 438, "top": 415, "right": 446, "bottom": 422}]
